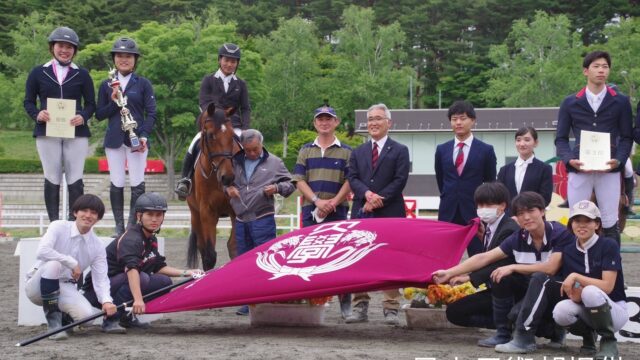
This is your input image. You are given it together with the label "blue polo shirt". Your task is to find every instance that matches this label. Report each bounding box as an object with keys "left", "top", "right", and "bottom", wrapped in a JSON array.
[
  {"left": 560, "top": 235, "right": 626, "bottom": 302},
  {"left": 499, "top": 221, "right": 574, "bottom": 264}
]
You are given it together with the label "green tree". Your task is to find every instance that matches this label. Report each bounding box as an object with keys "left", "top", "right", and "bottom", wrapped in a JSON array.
[
  {"left": 255, "top": 17, "right": 324, "bottom": 158},
  {"left": 0, "top": 11, "right": 58, "bottom": 130},
  {"left": 329, "top": 6, "right": 414, "bottom": 125},
  {"left": 602, "top": 17, "right": 640, "bottom": 105},
  {"left": 482, "top": 11, "right": 585, "bottom": 107}
]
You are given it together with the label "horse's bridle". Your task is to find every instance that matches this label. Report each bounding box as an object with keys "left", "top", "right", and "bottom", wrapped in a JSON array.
[{"left": 199, "top": 119, "right": 233, "bottom": 179}]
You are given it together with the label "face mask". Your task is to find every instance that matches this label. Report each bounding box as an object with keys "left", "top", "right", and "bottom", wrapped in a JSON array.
[{"left": 477, "top": 207, "right": 499, "bottom": 224}]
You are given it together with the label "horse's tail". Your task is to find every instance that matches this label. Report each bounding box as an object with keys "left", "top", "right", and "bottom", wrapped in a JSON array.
[{"left": 187, "top": 231, "right": 199, "bottom": 269}]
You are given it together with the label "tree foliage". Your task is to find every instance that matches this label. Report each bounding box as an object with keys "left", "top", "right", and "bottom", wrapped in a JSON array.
[{"left": 483, "top": 11, "right": 585, "bottom": 107}]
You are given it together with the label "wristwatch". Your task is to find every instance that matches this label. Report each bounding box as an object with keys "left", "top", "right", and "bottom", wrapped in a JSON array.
[{"left": 311, "top": 195, "right": 319, "bottom": 203}]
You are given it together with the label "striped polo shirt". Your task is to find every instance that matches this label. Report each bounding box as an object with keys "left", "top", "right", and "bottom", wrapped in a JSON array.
[
  {"left": 499, "top": 221, "right": 574, "bottom": 264},
  {"left": 293, "top": 137, "right": 352, "bottom": 220}
]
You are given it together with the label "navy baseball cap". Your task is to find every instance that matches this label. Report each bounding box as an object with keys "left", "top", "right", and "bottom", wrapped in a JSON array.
[{"left": 314, "top": 106, "right": 337, "bottom": 119}]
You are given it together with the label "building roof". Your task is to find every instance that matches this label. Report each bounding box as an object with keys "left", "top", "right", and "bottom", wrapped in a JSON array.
[{"left": 355, "top": 107, "right": 560, "bottom": 133}]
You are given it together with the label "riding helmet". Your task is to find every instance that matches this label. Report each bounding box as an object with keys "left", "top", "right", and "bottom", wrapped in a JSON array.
[
  {"left": 111, "top": 37, "right": 141, "bottom": 57},
  {"left": 135, "top": 192, "right": 168, "bottom": 213},
  {"left": 48, "top": 27, "right": 80, "bottom": 47},
  {"left": 218, "top": 43, "right": 241, "bottom": 60}
]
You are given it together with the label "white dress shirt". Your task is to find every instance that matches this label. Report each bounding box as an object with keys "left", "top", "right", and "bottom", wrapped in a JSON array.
[
  {"left": 214, "top": 68, "right": 237, "bottom": 93},
  {"left": 585, "top": 87, "right": 606, "bottom": 113},
  {"left": 484, "top": 212, "right": 505, "bottom": 249},
  {"left": 32, "top": 220, "right": 113, "bottom": 304},
  {"left": 372, "top": 135, "right": 388, "bottom": 153},
  {"left": 117, "top": 71, "right": 132, "bottom": 91},
  {"left": 453, "top": 134, "right": 474, "bottom": 168},
  {"left": 514, "top": 155, "right": 534, "bottom": 194}
]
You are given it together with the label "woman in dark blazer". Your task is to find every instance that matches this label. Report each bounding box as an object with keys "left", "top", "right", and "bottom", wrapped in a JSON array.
[
  {"left": 498, "top": 126, "right": 553, "bottom": 207},
  {"left": 24, "top": 26, "right": 95, "bottom": 222},
  {"left": 95, "top": 37, "right": 156, "bottom": 237}
]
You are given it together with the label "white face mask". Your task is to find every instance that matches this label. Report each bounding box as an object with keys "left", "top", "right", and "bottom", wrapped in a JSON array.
[{"left": 477, "top": 207, "right": 500, "bottom": 224}]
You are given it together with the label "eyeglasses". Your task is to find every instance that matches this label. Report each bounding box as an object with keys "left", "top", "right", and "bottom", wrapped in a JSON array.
[{"left": 367, "top": 116, "right": 388, "bottom": 123}]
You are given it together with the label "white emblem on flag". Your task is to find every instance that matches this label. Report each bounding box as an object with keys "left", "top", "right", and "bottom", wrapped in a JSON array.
[{"left": 256, "top": 221, "right": 386, "bottom": 281}]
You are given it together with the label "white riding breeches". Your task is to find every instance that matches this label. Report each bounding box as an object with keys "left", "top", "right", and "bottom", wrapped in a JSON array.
[
  {"left": 105, "top": 145, "right": 148, "bottom": 187},
  {"left": 36, "top": 136, "right": 88, "bottom": 185}
]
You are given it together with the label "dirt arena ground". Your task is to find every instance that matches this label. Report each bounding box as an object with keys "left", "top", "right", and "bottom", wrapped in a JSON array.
[{"left": 1, "top": 237, "right": 639, "bottom": 360}]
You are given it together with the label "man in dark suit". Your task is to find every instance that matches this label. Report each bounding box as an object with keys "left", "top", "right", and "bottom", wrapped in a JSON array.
[
  {"left": 444, "top": 182, "right": 520, "bottom": 346},
  {"left": 435, "top": 100, "right": 497, "bottom": 256},
  {"left": 345, "top": 103, "right": 410, "bottom": 325}
]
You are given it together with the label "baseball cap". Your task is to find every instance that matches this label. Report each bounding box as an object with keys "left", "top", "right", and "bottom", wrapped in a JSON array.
[
  {"left": 314, "top": 106, "right": 337, "bottom": 119},
  {"left": 569, "top": 200, "right": 601, "bottom": 220}
]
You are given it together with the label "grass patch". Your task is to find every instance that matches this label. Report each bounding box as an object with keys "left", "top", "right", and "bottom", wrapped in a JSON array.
[{"left": 0, "top": 130, "right": 38, "bottom": 160}]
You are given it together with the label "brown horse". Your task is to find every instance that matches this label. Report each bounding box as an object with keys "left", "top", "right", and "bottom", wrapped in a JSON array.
[{"left": 187, "top": 103, "right": 237, "bottom": 271}]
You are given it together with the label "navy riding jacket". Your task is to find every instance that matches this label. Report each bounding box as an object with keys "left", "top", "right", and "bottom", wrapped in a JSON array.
[
  {"left": 24, "top": 60, "right": 96, "bottom": 138},
  {"left": 95, "top": 73, "right": 157, "bottom": 149},
  {"left": 555, "top": 86, "right": 633, "bottom": 173}
]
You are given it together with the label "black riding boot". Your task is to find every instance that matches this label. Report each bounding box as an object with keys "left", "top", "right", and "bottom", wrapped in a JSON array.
[
  {"left": 110, "top": 183, "right": 125, "bottom": 237},
  {"left": 624, "top": 176, "right": 635, "bottom": 215},
  {"left": 44, "top": 179, "right": 60, "bottom": 222},
  {"left": 128, "top": 182, "right": 145, "bottom": 226},
  {"left": 42, "top": 290, "right": 68, "bottom": 340},
  {"left": 67, "top": 179, "right": 84, "bottom": 220},
  {"left": 175, "top": 151, "right": 196, "bottom": 201},
  {"left": 602, "top": 222, "right": 620, "bottom": 246}
]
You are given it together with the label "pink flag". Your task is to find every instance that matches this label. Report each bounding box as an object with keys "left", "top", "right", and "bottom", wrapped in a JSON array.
[{"left": 146, "top": 218, "right": 479, "bottom": 313}]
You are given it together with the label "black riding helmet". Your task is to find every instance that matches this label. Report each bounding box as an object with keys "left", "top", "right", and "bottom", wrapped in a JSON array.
[
  {"left": 48, "top": 26, "right": 80, "bottom": 47},
  {"left": 111, "top": 37, "right": 141, "bottom": 58},
  {"left": 48, "top": 27, "right": 79, "bottom": 65},
  {"left": 135, "top": 192, "right": 168, "bottom": 213},
  {"left": 218, "top": 43, "right": 241, "bottom": 70}
]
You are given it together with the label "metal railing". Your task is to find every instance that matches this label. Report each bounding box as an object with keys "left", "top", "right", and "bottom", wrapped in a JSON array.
[{"left": 0, "top": 212, "right": 301, "bottom": 235}]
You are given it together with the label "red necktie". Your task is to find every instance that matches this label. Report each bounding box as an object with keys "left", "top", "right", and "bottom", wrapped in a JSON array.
[
  {"left": 455, "top": 142, "right": 465, "bottom": 175},
  {"left": 372, "top": 142, "right": 379, "bottom": 169}
]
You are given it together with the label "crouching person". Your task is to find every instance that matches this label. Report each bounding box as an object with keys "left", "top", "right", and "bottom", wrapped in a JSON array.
[
  {"left": 25, "top": 194, "right": 117, "bottom": 340},
  {"left": 553, "top": 200, "right": 628, "bottom": 359},
  {"left": 84, "top": 193, "right": 203, "bottom": 332}
]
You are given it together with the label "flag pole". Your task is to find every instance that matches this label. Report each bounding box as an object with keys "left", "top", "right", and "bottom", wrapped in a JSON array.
[{"left": 16, "top": 276, "right": 195, "bottom": 347}]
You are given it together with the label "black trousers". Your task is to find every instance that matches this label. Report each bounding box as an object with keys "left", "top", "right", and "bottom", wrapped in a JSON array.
[{"left": 446, "top": 289, "right": 494, "bottom": 329}]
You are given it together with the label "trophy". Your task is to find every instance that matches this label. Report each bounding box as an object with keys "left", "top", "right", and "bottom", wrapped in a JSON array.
[{"left": 108, "top": 68, "right": 141, "bottom": 151}]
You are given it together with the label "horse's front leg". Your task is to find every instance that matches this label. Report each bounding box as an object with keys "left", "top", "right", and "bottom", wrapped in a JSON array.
[
  {"left": 227, "top": 212, "right": 237, "bottom": 260},
  {"left": 199, "top": 206, "right": 219, "bottom": 271}
]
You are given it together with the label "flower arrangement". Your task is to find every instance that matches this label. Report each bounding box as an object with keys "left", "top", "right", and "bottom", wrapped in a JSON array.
[
  {"left": 273, "top": 296, "right": 333, "bottom": 306},
  {"left": 404, "top": 282, "right": 482, "bottom": 308}
]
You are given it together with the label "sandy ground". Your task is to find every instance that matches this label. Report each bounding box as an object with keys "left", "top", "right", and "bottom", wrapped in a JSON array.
[{"left": 2, "top": 237, "right": 639, "bottom": 360}]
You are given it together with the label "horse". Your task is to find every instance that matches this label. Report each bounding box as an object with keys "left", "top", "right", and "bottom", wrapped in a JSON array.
[{"left": 186, "top": 103, "right": 238, "bottom": 271}]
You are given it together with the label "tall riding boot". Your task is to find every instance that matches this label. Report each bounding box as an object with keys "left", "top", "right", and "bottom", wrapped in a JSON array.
[
  {"left": 44, "top": 179, "right": 60, "bottom": 222},
  {"left": 41, "top": 289, "right": 68, "bottom": 340},
  {"left": 568, "top": 318, "right": 597, "bottom": 355},
  {"left": 478, "top": 296, "right": 514, "bottom": 347},
  {"left": 588, "top": 303, "right": 618, "bottom": 360},
  {"left": 128, "top": 182, "right": 145, "bottom": 226},
  {"left": 110, "top": 183, "right": 125, "bottom": 237},
  {"left": 624, "top": 176, "right": 635, "bottom": 215},
  {"left": 175, "top": 151, "right": 196, "bottom": 201},
  {"left": 67, "top": 179, "right": 84, "bottom": 220},
  {"left": 602, "top": 222, "right": 621, "bottom": 246}
]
